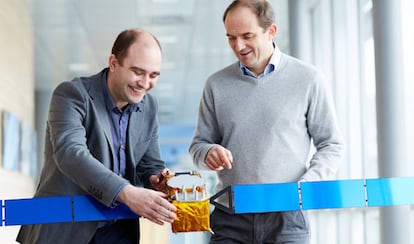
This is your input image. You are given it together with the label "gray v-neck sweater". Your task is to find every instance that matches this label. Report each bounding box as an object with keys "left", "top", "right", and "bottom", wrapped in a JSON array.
[{"left": 190, "top": 54, "right": 344, "bottom": 197}]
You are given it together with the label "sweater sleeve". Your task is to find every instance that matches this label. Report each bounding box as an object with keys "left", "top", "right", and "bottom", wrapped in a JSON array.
[
  {"left": 189, "top": 80, "right": 221, "bottom": 170},
  {"left": 300, "top": 71, "right": 345, "bottom": 181}
]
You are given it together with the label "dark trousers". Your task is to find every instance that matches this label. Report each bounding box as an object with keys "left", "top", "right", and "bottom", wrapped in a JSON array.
[
  {"left": 210, "top": 208, "right": 310, "bottom": 244},
  {"left": 89, "top": 221, "right": 136, "bottom": 244}
]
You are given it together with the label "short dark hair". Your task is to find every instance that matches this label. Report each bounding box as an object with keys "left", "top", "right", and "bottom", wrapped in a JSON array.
[
  {"left": 111, "top": 29, "right": 162, "bottom": 65},
  {"left": 223, "top": 0, "right": 275, "bottom": 31}
]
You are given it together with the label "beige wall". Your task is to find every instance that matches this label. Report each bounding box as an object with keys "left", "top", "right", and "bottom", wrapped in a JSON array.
[
  {"left": 0, "top": 0, "right": 34, "bottom": 123},
  {"left": 0, "top": 0, "right": 36, "bottom": 242}
]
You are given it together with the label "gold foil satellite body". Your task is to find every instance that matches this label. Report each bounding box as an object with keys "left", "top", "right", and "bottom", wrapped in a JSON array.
[{"left": 166, "top": 172, "right": 211, "bottom": 233}]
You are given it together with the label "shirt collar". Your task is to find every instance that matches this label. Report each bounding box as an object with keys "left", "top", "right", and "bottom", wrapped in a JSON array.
[{"left": 239, "top": 43, "right": 282, "bottom": 78}]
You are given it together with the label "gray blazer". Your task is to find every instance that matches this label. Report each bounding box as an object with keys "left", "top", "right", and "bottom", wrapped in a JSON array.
[{"left": 17, "top": 68, "right": 165, "bottom": 243}]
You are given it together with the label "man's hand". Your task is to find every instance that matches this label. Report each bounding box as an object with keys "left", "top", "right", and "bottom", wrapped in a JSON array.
[
  {"left": 117, "top": 184, "right": 176, "bottom": 225},
  {"left": 205, "top": 145, "right": 233, "bottom": 170},
  {"left": 150, "top": 168, "right": 170, "bottom": 192}
]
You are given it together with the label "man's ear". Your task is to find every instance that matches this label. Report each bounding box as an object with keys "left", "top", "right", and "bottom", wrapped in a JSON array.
[
  {"left": 268, "top": 23, "right": 278, "bottom": 40},
  {"left": 108, "top": 54, "right": 117, "bottom": 71}
]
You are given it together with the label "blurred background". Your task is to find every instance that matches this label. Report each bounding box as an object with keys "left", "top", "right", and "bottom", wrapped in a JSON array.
[{"left": 1, "top": 0, "right": 414, "bottom": 243}]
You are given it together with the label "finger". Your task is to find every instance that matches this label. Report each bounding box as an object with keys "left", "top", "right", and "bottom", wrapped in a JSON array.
[
  {"left": 146, "top": 214, "right": 164, "bottom": 225},
  {"left": 205, "top": 156, "right": 224, "bottom": 170},
  {"left": 159, "top": 206, "right": 177, "bottom": 222},
  {"left": 218, "top": 148, "right": 232, "bottom": 169},
  {"left": 145, "top": 208, "right": 171, "bottom": 225},
  {"left": 155, "top": 169, "right": 170, "bottom": 182},
  {"left": 159, "top": 196, "right": 177, "bottom": 212},
  {"left": 205, "top": 149, "right": 223, "bottom": 170},
  {"left": 149, "top": 174, "right": 159, "bottom": 185},
  {"left": 154, "top": 194, "right": 177, "bottom": 211},
  {"left": 224, "top": 149, "right": 233, "bottom": 169},
  {"left": 152, "top": 203, "right": 176, "bottom": 224}
]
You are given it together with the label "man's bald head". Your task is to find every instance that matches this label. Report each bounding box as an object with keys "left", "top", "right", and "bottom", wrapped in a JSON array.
[{"left": 111, "top": 28, "right": 162, "bottom": 66}]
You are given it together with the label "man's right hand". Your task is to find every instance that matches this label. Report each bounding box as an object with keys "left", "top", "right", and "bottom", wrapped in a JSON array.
[
  {"left": 205, "top": 145, "right": 233, "bottom": 171},
  {"left": 117, "top": 184, "right": 176, "bottom": 225}
]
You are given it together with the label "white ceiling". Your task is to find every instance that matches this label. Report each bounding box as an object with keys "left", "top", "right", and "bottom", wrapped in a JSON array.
[{"left": 27, "top": 0, "right": 289, "bottom": 124}]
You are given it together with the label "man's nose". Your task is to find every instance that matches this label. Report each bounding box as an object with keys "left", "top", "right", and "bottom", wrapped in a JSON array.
[
  {"left": 138, "top": 74, "right": 151, "bottom": 89},
  {"left": 234, "top": 38, "right": 245, "bottom": 52}
]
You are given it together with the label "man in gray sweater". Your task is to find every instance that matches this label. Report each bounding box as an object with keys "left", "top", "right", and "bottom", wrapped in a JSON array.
[{"left": 189, "top": 0, "right": 344, "bottom": 243}]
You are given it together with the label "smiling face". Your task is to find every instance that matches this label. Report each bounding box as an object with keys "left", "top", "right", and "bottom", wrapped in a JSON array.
[
  {"left": 107, "top": 32, "right": 162, "bottom": 109},
  {"left": 224, "top": 5, "right": 277, "bottom": 76}
]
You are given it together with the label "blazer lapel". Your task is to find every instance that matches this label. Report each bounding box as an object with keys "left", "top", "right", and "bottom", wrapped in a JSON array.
[
  {"left": 128, "top": 101, "right": 145, "bottom": 151},
  {"left": 88, "top": 70, "right": 113, "bottom": 147},
  {"left": 125, "top": 101, "right": 145, "bottom": 182}
]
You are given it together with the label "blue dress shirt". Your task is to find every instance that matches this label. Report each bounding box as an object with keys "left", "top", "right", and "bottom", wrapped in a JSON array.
[{"left": 102, "top": 75, "right": 139, "bottom": 176}]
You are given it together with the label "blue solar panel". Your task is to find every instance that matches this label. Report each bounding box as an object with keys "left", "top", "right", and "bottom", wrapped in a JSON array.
[
  {"left": 234, "top": 183, "right": 300, "bottom": 213},
  {"left": 3, "top": 177, "right": 414, "bottom": 227},
  {"left": 73, "top": 195, "right": 138, "bottom": 222},
  {"left": 4, "top": 196, "right": 72, "bottom": 226},
  {"left": 301, "top": 179, "right": 366, "bottom": 210},
  {"left": 1, "top": 200, "right": 3, "bottom": 226},
  {"left": 366, "top": 177, "right": 414, "bottom": 207}
]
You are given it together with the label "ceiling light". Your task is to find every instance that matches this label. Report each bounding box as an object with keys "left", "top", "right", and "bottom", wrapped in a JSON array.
[{"left": 69, "top": 63, "right": 89, "bottom": 72}]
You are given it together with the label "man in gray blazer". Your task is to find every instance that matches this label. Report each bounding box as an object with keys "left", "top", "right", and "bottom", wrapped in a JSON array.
[{"left": 17, "top": 29, "right": 177, "bottom": 244}]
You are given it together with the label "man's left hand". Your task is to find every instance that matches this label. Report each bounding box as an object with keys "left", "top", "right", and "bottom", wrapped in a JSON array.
[{"left": 150, "top": 168, "right": 170, "bottom": 192}]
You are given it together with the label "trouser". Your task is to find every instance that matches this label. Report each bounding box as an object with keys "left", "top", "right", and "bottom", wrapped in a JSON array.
[
  {"left": 210, "top": 208, "right": 310, "bottom": 244},
  {"left": 89, "top": 221, "right": 135, "bottom": 244}
]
